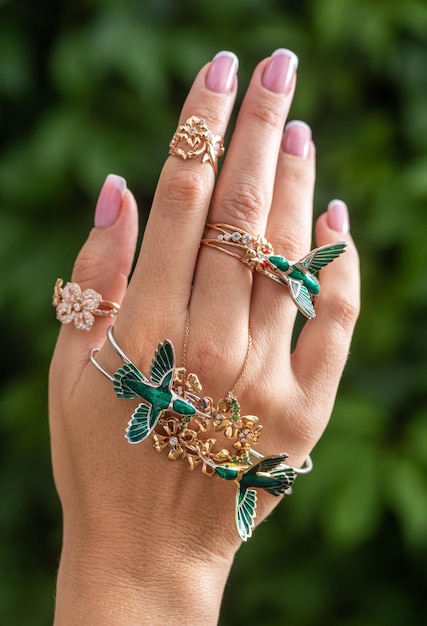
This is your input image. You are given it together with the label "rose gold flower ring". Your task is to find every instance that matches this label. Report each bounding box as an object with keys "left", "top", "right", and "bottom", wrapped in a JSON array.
[
  {"left": 52, "top": 278, "right": 120, "bottom": 331},
  {"left": 168, "top": 116, "right": 225, "bottom": 175}
]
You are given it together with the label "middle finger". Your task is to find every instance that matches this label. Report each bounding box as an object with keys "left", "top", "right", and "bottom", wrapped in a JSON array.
[{"left": 190, "top": 50, "right": 299, "bottom": 383}]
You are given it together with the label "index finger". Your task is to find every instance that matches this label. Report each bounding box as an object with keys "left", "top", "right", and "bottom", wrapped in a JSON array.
[{"left": 120, "top": 52, "right": 239, "bottom": 347}]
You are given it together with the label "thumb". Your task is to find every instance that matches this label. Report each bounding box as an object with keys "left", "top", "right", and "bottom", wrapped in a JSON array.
[{"left": 54, "top": 173, "right": 139, "bottom": 356}]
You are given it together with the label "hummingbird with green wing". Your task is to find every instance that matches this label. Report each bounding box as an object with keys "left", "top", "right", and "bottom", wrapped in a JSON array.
[
  {"left": 113, "top": 340, "right": 198, "bottom": 444},
  {"left": 214, "top": 453, "right": 297, "bottom": 541},
  {"left": 257, "top": 241, "right": 347, "bottom": 319}
]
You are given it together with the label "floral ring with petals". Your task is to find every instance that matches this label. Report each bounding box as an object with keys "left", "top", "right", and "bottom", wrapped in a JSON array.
[{"left": 52, "top": 279, "right": 120, "bottom": 331}]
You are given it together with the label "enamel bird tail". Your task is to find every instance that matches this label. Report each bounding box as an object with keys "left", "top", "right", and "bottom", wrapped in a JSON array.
[
  {"left": 113, "top": 362, "right": 146, "bottom": 399},
  {"left": 236, "top": 488, "right": 257, "bottom": 541}
]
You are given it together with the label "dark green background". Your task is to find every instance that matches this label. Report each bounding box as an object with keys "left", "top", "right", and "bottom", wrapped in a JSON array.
[{"left": 1, "top": 0, "right": 427, "bottom": 623}]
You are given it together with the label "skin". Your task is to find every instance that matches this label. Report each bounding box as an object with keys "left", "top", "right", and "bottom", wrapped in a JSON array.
[{"left": 49, "top": 51, "right": 360, "bottom": 625}]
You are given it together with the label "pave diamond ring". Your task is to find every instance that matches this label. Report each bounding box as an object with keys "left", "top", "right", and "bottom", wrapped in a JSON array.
[{"left": 52, "top": 279, "right": 120, "bottom": 331}]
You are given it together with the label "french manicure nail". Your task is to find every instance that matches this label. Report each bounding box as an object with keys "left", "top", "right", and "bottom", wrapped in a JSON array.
[
  {"left": 206, "top": 51, "right": 239, "bottom": 93},
  {"left": 262, "top": 48, "right": 298, "bottom": 94},
  {"left": 282, "top": 120, "right": 311, "bottom": 158},
  {"left": 94, "top": 174, "right": 127, "bottom": 229},
  {"left": 327, "top": 199, "right": 350, "bottom": 234}
]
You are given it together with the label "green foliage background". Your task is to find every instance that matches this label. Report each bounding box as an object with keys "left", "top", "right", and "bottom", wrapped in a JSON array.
[{"left": 1, "top": 0, "right": 427, "bottom": 623}]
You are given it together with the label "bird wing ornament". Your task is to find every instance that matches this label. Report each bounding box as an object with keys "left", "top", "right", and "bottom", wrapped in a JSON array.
[
  {"left": 149, "top": 340, "right": 175, "bottom": 386},
  {"left": 265, "top": 241, "right": 347, "bottom": 319},
  {"left": 287, "top": 278, "right": 316, "bottom": 319},
  {"left": 295, "top": 241, "right": 347, "bottom": 274},
  {"left": 215, "top": 453, "right": 297, "bottom": 541},
  {"left": 113, "top": 340, "right": 177, "bottom": 444}
]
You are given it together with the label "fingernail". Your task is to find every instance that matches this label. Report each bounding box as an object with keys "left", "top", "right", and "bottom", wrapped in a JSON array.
[
  {"left": 206, "top": 51, "right": 239, "bottom": 93},
  {"left": 262, "top": 48, "right": 298, "bottom": 94},
  {"left": 327, "top": 199, "right": 350, "bottom": 234},
  {"left": 94, "top": 174, "right": 127, "bottom": 229},
  {"left": 282, "top": 120, "right": 311, "bottom": 158}
]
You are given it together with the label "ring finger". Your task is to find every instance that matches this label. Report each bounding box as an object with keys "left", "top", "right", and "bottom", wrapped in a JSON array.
[{"left": 252, "top": 120, "right": 316, "bottom": 347}]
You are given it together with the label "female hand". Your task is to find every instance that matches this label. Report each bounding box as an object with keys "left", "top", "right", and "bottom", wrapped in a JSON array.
[{"left": 49, "top": 49, "right": 360, "bottom": 625}]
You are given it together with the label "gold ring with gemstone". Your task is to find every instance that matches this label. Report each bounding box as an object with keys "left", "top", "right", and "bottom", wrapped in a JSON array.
[
  {"left": 169, "top": 116, "right": 225, "bottom": 175},
  {"left": 201, "top": 223, "right": 347, "bottom": 319},
  {"left": 201, "top": 223, "right": 274, "bottom": 268},
  {"left": 53, "top": 279, "right": 120, "bottom": 331}
]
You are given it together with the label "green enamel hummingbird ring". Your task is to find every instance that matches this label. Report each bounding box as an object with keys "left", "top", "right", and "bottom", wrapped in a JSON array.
[{"left": 201, "top": 223, "right": 347, "bottom": 319}]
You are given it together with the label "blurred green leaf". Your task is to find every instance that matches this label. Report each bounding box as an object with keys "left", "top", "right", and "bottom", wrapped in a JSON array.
[{"left": 383, "top": 453, "right": 427, "bottom": 547}]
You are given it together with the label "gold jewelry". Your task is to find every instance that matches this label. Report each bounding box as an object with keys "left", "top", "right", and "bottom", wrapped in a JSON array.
[
  {"left": 169, "top": 116, "right": 225, "bottom": 175},
  {"left": 201, "top": 223, "right": 347, "bottom": 320},
  {"left": 53, "top": 279, "right": 120, "bottom": 331},
  {"left": 201, "top": 222, "right": 273, "bottom": 266},
  {"left": 162, "top": 306, "right": 257, "bottom": 470},
  {"left": 89, "top": 325, "right": 312, "bottom": 541}
]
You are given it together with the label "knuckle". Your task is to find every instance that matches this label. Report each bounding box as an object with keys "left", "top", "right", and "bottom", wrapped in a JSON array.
[
  {"left": 273, "top": 229, "right": 308, "bottom": 260},
  {"left": 189, "top": 332, "right": 248, "bottom": 395},
  {"left": 283, "top": 159, "right": 314, "bottom": 189},
  {"left": 321, "top": 292, "right": 360, "bottom": 332},
  {"left": 191, "top": 339, "right": 229, "bottom": 393},
  {"left": 72, "top": 242, "right": 105, "bottom": 285},
  {"left": 158, "top": 167, "right": 210, "bottom": 220},
  {"left": 219, "top": 180, "right": 267, "bottom": 225},
  {"left": 248, "top": 100, "right": 285, "bottom": 131}
]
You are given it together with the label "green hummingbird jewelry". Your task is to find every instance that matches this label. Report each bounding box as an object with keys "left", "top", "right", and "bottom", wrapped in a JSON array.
[
  {"left": 201, "top": 223, "right": 347, "bottom": 319},
  {"left": 89, "top": 325, "right": 258, "bottom": 459},
  {"left": 89, "top": 323, "right": 313, "bottom": 541},
  {"left": 92, "top": 326, "right": 205, "bottom": 443},
  {"left": 201, "top": 451, "right": 297, "bottom": 540}
]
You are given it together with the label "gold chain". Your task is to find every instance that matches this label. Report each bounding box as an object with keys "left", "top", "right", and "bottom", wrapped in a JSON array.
[{"left": 182, "top": 306, "right": 252, "bottom": 396}]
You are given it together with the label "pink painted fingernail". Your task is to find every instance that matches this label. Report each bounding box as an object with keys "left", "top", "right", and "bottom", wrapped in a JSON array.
[
  {"left": 94, "top": 174, "right": 127, "bottom": 229},
  {"left": 327, "top": 199, "right": 350, "bottom": 234},
  {"left": 206, "top": 51, "right": 239, "bottom": 93},
  {"left": 282, "top": 120, "right": 311, "bottom": 158},
  {"left": 262, "top": 48, "right": 298, "bottom": 94}
]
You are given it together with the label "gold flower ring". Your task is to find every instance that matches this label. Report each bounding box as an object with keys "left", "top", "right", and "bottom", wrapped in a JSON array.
[
  {"left": 169, "top": 115, "right": 225, "bottom": 175},
  {"left": 52, "top": 279, "right": 120, "bottom": 331}
]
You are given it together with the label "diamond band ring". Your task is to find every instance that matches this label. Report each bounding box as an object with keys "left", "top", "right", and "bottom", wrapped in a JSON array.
[{"left": 202, "top": 223, "right": 347, "bottom": 319}]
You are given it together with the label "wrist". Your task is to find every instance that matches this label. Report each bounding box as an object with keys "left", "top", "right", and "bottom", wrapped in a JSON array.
[{"left": 54, "top": 517, "right": 234, "bottom": 626}]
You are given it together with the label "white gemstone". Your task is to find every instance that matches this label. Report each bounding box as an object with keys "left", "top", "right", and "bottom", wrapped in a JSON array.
[
  {"left": 169, "top": 437, "right": 179, "bottom": 446},
  {"left": 224, "top": 233, "right": 231, "bottom": 241},
  {"left": 231, "top": 232, "right": 241, "bottom": 241},
  {"left": 242, "top": 234, "right": 251, "bottom": 244}
]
